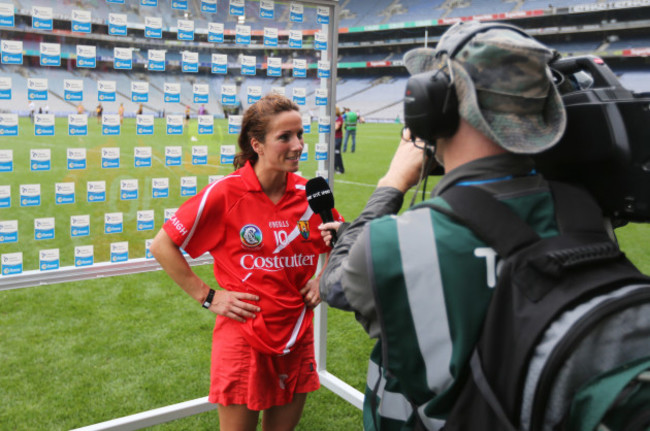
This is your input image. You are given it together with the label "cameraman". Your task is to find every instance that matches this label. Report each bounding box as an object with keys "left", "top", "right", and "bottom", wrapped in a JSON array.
[{"left": 319, "top": 22, "right": 571, "bottom": 430}]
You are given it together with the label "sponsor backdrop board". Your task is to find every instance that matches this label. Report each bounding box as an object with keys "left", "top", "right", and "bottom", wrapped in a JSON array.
[{"left": 0, "top": 0, "right": 337, "bottom": 277}]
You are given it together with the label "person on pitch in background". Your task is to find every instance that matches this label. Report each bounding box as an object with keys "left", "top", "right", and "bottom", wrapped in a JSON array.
[
  {"left": 28, "top": 100, "right": 35, "bottom": 123},
  {"left": 118, "top": 102, "right": 124, "bottom": 125},
  {"left": 96, "top": 103, "right": 103, "bottom": 124},
  {"left": 342, "top": 107, "right": 358, "bottom": 153},
  {"left": 319, "top": 21, "right": 574, "bottom": 430},
  {"left": 334, "top": 106, "right": 345, "bottom": 174},
  {"left": 184, "top": 104, "right": 191, "bottom": 127},
  {"left": 151, "top": 93, "right": 342, "bottom": 431}
]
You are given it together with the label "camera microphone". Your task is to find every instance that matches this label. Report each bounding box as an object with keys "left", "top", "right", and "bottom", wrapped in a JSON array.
[{"left": 305, "top": 176, "right": 337, "bottom": 246}]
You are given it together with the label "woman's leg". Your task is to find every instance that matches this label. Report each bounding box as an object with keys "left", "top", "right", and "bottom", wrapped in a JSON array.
[
  {"left": 334, "top": 137, "right": 344, "bottom": 172},
  {"left": 261, "top": 393, "right": 307, "bottom": 431},
  {"left": 218, "top": 404, "right": 259, "bottom": 431}
]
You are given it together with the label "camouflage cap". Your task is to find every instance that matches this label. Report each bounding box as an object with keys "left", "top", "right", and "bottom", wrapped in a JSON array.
[{"left": 446, "top": 22, "right": 566, "bottom": 154}]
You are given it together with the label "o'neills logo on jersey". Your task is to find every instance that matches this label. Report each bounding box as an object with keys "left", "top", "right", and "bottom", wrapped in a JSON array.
[
  {"left": 240, "top": 254, "right": 316, "bottom": 272},
  {"left": 240, "top": 224, "right": 262, "bottom": 248}
]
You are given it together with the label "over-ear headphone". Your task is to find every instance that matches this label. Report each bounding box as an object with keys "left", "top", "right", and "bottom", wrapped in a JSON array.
[{"left": 403, "top": 22, "right": 531, "bottom": 143}]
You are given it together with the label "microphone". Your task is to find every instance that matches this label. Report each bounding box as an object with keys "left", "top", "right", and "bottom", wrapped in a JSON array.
[{"left": 306, "top": 176, "right": 337, "bottom": 246}]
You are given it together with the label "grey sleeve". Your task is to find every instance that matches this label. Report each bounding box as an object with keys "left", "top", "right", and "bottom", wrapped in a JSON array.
[{"left": 320, "top": 187, "right": 405, "bottom": 337}]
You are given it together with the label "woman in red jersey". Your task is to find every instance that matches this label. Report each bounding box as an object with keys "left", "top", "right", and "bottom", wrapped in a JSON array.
[{"left": 151, "top": 93, "right": 341, "bottom": 431}]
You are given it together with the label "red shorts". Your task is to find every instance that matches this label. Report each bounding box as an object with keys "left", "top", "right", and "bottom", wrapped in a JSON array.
[{"left": 208, "top": 316, "right": 320, "bottom": 411}]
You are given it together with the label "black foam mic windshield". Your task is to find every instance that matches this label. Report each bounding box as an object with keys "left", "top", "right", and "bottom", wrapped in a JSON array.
[
  {"left": 306, "top": 177, "right": 335, "bottom": 222},
  {"left": 306, "top": 176, "right": 337, "bottom": 244}
]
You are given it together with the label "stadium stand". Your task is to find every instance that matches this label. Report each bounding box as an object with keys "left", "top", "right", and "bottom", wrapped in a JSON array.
[
  {"left": 376, "top": 0, "right": 446, "bottom": 25},
  {"left": 334, "top": 77, "right": 375, "bottom": 102},
  {"left": 609, "top": 36, "right": 650, "bottom": 50},
  {"left": 334, "top": 0, "right": 650, "bottom": 120},
  {"left": 520, "top": 0, "right": 556, "bottom": 11},
  {"left": 618, "top": 71, "right": 650, "bottom": 93},
  {"left": 337, "top": 0, "right": 403, "bottom": 28},
  {"left": 14, "top": 0, "right": 322, "bottom": 31},
  {"left": 337, "top": 76, "right": 405, "bottom": 120},
  {"left": 3, "top": 0, "right": 650, "bottom": 122},
  {"left": 447, "top": 0, "right": 514, "bottom": 18}
]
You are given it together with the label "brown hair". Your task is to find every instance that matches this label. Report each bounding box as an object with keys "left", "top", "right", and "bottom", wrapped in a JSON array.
[{"left": 233, "top": 93, "right": 300, "bottom": 170}]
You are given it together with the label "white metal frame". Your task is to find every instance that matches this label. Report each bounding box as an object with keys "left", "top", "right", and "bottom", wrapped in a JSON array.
[
  {"left": 0, "top": 255, "right": 213, "bottom": 291},
  {"left": 68, "top": 304, "right": 362, "bottom": 431}
]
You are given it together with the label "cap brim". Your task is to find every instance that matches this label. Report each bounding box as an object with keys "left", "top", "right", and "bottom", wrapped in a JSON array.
[{"left": 403, "top": 47, "right": 438, "bottom": 75}]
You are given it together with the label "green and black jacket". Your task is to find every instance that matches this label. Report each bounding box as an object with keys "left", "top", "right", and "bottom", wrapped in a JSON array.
[{"left": 321, "top": 153, "right": 563, "bottom": 430}]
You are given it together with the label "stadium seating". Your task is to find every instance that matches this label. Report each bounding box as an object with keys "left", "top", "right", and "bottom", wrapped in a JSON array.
[
  {"left": 5, "top": 0, "right": 650, "bottom": 123},
  {"left": 1, "top": 66, "right": 29, "bottom": 116},
  {"left": 447, "top": 0, "right": 514, "bottom": 18},
  {"left": 520, "top": 0, "right": 583, "bottom": 11},
  {"left": 608, "top": 36, "right": 650, "bottom": 50},
  {"left": 338, "top": 0, "right": 402, "bottom": 27},
  {"left": 13, "top": 0, "right": 619, "bottom": 30},
  {"left": 380, "top": 0, "right": 446, "bottom": 24},
  {"left": 618, "top": 71, "right": 650, "bottom": 93},
  {"left": 337, "top": 77, "right": 405, "bottom": 120},
  {"left": 550, "top": 40, "right": 602, "bottom": 55},
  {"left": 13, "top": 0, "right": 323, "bottom": 31}
]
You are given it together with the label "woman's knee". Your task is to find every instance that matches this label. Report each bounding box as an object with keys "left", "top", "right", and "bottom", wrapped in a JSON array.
[{"left": 261, "top": 393, "right": 308, "bottom": 431}]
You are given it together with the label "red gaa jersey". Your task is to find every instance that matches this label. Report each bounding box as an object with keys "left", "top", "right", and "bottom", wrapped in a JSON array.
[{"left": 163, "top": 162, "right": 342, "bottom": 355}]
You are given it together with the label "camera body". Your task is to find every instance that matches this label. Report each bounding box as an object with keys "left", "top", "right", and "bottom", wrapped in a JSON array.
[
  {"left": 534, "top": 55, "right": 650, "bottom": 224},
  {"left": 404, "top": 54, "right": 650, "bottom": 224}
]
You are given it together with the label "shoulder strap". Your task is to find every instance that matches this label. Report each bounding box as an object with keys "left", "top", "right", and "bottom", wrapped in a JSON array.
[
  {"left": 416, "top": 182, "right": 607, "bottom": 258},
  {"left": 547, "top": 181, "right": 605, "bottom": 234},
  {"left": 470, "top": 350, "right": 519, "bottom": 431},
  {"left": 417, "top": 186, "right": 540, "bottom": 258}
]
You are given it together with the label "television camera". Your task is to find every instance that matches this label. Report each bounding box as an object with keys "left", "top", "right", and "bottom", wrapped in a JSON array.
[
  {"left": 404, "top": 55, "right": 650, "bottom": 225},
  {"left": 535, "top": 55, "right": 650, "bottom": 226}
]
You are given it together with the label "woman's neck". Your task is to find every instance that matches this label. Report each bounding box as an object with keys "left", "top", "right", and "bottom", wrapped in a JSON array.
[{"left": 254, "top": 164, "right": 287, "bottom": 204}]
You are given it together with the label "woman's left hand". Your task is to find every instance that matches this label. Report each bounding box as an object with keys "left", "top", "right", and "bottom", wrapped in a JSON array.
[{"left": 300, "top": 279, "right": 321, "bottom": 309}]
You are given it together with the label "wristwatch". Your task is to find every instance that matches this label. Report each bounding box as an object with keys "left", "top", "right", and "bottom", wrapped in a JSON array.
[{"left": 202, "top": 288, "right": 216, "bottom": 309}]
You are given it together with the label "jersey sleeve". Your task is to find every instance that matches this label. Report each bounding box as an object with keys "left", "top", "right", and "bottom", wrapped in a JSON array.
[
  {"left": 333, "top": 208, "right": 344, "bottom": 223},
  {"left": 162, "top": 181, "right": 225, "bottom": 258}
]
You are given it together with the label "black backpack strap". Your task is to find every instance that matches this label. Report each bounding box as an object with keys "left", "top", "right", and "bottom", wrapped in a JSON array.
[
  {"left": 416, "top": 185, "right": 540, "bottom": 258},
  {"left": 417, "top": 182, "right": 608, "bottom": 257},
  {"left": 469, "top": 349, "right": 519, "bottom": 431},
  {"left": 547, "top": 181, "right": 605, "bottom": 234}
]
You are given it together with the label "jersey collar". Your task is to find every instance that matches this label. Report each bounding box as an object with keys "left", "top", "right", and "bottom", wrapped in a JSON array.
[{"left": 242, "top": 160, "right": 299, "bottom": 195}]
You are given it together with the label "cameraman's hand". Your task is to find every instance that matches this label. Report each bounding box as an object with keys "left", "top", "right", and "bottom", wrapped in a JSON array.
[
  {"left": 377, "top": 128, "right": 428, "bottom": 193},
  {"left": 319, "top": 222, "right": 341, "bottom": 247}
]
